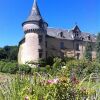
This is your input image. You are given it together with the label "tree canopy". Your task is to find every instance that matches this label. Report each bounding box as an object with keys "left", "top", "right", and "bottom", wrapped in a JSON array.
[{"left": 0, "top": 46, "right": 18, "bottom": 61}]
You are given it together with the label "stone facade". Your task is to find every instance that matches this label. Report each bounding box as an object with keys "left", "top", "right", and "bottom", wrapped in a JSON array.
[
  {"left": 46, "top": 35, "right": 96, "bottom": 60},
  {"left": 18, "top": 0, "right": 96, "bottom": 64}
]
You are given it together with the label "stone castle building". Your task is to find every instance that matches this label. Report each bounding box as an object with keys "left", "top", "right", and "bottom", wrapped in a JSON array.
[{"left": 18, "top": 0, "right": 96, "bottom": 64}]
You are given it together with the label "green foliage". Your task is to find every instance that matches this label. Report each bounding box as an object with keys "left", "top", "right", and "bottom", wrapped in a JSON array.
[
  {"left": 83, "top": 61, "right": 100, "bottom": 76},
  {"left": 46, "top": 57, "right": 54, "bottom": 66},
  {"left": 0, "top": 61, "right": 6, "bottom": 72},
  {"left": 66, "top": 60, "right": 100, "bottom": 78},
  {"left": 0, "top": 49, "right": 7, "bottom": 59},
  {"left": 0, "top": 61, "right": 32, "bottom": 74},
  {"left": 62, "top": 56, "right": 75, "bottom": 63},
  {"left": 0, "top": 46, "right": 18, "bottom": 61},
  {"left": 2, "top": 62, "right": 18, "bottom": 74},
  {"left": 96, "top": 33, "right": 100, "bottom": 62},
  {"left": 53, "top": 57, "right": 62, "bottom": 68},
  {"left": 84, "top": 42, "right": 92, "bottom": 61},
  {"left": 18, "top": 64, "right": 31, "bottom": 74},
  {"left": 0, "top": 56, "right": 100, "bottom": 99},
  {"left": 0, "top": 72, "right": 99, "bottom": 100}
]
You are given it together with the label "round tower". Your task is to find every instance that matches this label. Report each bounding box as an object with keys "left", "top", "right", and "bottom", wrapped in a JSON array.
[{"left": 18, "top": 0, "right": 48, "bottom": 64}]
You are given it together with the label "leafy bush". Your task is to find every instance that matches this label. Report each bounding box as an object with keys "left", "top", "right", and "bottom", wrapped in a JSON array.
[
  {"left": 0, "top": 61, "right": 6, "bottom": 72},
  {"left": 18, "top": 64, "right": 31, "bottom": 74},
  {"left": 2, "top": 62, "right": 18, "bottom": 74},
  {"left": 83, "top": 61, "right": 100, "bottom": 76}
]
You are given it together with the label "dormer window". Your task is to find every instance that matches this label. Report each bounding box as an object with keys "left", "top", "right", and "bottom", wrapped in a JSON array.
[
  {"left": 76, "top": 34, "right": 79, "bottom": 36},
  {"left": 88, "top": 35, "right": 91, "bottom": 40},
  {"left": 82, "top": 37, "right": 84, "bottom": 40},
  {"left": 75, "top": 33, "right": 79, "bottom": 37},
  {"left": 73, "top": 25, "right": 81, "bottom": 34},
  {"left": 60, "top": 32, "right": 63, "bottom": 37}
]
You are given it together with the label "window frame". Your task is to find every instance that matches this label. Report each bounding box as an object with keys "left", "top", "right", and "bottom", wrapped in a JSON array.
[{"left": 76, "top": 43, "right": 80, "bottom": 51}]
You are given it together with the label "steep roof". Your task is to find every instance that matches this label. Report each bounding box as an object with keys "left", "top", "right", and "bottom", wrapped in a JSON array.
[
  {"left": 27, "top": 0, "right": 42, "bottom": 21},
  {"left": 47, "top": 28, "right": 74, "bottom": 40},
  {"left": 47, "top": 27, "right": 96, "bottom": 42},
  {"left": 19, "top": 27, "right": 96, "bottom": 46}
]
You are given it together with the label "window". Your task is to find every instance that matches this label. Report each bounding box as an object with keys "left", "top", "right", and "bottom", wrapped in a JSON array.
[
  {"left": 46, "top": 51, "right": 48, "bottom": 59},
  {"left": 76, "top": 34, "right": 78, "bottom": 36},
  {"left": 88, "top": 35, "right": 91, "bottom": 40},
  {"left": 60, "top": 42, "right": 64, "bottom": 49},
  {"left": 39, "top": 35, "right": 43, "bottom": 43},
  {"left": 39, "top": 49, "right": 43, "bottom": 58},
  {"left": 75, "top": 33, "right": 79, "bottom": 37},
  {"left": 60, "top": 32, "right": 63, "bottom": 37},
  {"left": 76, "top": 43, "right": 79, "bottom": 51},
  {"left": 45, "top": 41, "right": 47, "bottom": 48}
]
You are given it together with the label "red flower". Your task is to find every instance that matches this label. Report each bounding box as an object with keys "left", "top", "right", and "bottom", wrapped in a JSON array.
[{"left": 71, "top": 76, "right": 79, "bottom": 84}]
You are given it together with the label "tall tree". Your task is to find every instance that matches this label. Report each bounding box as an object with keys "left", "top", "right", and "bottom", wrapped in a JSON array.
[
  {"left": 84, "top": 42, "right": 92, "bottom": 61},
  {"left": 96, "top": 33, "right": 100, "bottom": 62}
]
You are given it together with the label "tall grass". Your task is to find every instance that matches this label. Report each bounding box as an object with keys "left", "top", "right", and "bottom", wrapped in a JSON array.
[{"left": 0, "top": 72, "right": 99, "bottom": 100}]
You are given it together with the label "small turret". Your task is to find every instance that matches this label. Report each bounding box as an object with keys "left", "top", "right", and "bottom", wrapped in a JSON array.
[{"left": 22, "top": 0, "right": 48, "bottom": 33}]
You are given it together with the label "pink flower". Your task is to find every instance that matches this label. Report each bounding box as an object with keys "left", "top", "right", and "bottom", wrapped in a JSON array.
[
  {"left": 47, "top": 78, "right": 59, "bottom": 84},
  {"left": 25, "top": 96, "right": 29, "bottom": 100}
]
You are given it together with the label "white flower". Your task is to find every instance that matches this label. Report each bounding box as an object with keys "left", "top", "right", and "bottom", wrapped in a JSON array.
[{"left": 62, "top": 66, "right": 66, "bottom": 69}]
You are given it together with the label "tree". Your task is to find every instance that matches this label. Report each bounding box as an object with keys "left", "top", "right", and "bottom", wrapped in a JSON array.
[
  {"left": 4, "top": 46, "right": 11, "bottom": 59},
  {"left": 0, "top": 49, "right": 7, "bottom": 59},
  {"left": 0, "top": 46, "right": 18, "bottom": 61},
  {"left": 96, "top": 33, "right": 100, "bottom": 62},
  {"left": 84, "top": 42, "right": 92, "bottom": 61},
  {"left": 9, "top": 46, "right": 18, "bottom": 61}
]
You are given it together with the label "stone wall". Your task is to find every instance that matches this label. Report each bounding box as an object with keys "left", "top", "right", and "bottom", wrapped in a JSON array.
[{"left": 46, "top": 37, "right": 96, "bottom": 59}]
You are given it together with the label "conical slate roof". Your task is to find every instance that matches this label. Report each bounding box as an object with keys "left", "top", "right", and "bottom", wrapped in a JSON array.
[{"left": 27, "top": 0, "right": 42, "bottom": 21}]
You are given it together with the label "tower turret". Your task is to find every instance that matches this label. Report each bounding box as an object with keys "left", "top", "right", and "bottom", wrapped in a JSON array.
[{"left": 18, "top": 0, "right": 48, "bottom": 64}]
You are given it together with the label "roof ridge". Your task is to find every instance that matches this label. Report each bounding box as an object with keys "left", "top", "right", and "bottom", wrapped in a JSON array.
[{"left": 48, "top": 27, "right": 68, "bottom": 31}]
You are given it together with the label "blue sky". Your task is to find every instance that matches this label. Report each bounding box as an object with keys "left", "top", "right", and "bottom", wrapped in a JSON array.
[{"left": 0, "top": 0, "right": 99, "bottom": 47}]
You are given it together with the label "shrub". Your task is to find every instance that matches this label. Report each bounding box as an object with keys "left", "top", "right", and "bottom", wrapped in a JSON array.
[
  {"left": 0, "top": 61, "right": 6, "bottom": 72},
  {"left": 18, "top": 64, "right": 31, "bottom": 74},
  {"left": 96, "top": 32, "right": 100, "bottom": 62},
  {"left": 2, "top": 62, "right": 18, "bottom": 74},
  {"left": 53, "top": 57, "right": 62, "bottom": 69},
  {"left": 83, "top": 61, "right": 100, "bottom": 75}
]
